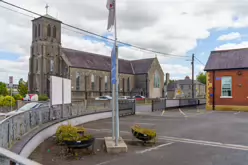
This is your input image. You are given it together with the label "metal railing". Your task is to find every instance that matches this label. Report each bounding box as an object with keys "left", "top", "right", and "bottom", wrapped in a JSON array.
[
  {"left": 0, "top": 147, "right": 41, "bottom": 165},
  {"left": 152, "top": 99, "right": 206, "bottom": 112},
  {"left": 0, "top": 100, "right": 135, "bottom": 164}
]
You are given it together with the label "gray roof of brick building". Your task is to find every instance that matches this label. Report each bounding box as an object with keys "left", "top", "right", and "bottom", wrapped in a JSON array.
[
  {"left": 204, "top": 48, "right": 248, "bottom": 71},
  {"left": 62, "top": 48, "right": 155, "bottom": 75}
]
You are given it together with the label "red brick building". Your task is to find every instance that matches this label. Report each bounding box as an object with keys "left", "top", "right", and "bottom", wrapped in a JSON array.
[{"left": 204, "top": 48, "right": 248, "bottom": 111}]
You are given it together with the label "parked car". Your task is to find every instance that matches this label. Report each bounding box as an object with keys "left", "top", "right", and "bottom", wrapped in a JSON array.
[
  {"left": 119, "top": 96, "right": 131, "bottom": 100},
  {"left": 133, "top": 95, "right": 145, "bottom": 101},
  {"left": 95, "top": 95, "right": 112, "bottom": 101},
  {"left": 2, "top": 102, "right": 49, "bottom": 118}
]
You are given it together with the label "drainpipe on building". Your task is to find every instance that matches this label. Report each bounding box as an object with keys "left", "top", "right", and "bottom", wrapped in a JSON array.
[{"left": 212, "top": 71, "right": 215, "bottom": 110}]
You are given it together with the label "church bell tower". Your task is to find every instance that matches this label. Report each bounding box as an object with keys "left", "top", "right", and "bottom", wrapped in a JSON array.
[{"left": 28, "top": 6, "right": 62, "bottom": 96}]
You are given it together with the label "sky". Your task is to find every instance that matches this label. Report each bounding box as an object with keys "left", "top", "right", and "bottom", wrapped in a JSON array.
[{"left": 1, "top": 0, "right": 248, "bottom": 83}]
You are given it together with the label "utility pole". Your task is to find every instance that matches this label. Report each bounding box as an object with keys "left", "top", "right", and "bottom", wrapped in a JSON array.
[{"left": 191, "top": 54, "right": 195, "bottom": 99}]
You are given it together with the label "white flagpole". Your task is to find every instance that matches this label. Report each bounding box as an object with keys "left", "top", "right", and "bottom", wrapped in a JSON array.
[{"left": 114, "top": 0, "right": 119, "bottom": 146}]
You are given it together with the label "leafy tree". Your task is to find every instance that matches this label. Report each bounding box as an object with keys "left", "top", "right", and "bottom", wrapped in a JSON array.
[
  {"left": 196, "top": 72, "right": 206, "bottom": 84},
  {"left": 169, "top": 80, "right": 176, "bottom": 84},
  {"left": 14, "top": 94, "right": 23, "bottom": 101},
  {"left": 2, "top": 96, "right": 16, "bottom": 107},
  {"left": 0, "top": 82, "right": 8, "bottom": 96},
  {"left": 0, "top": 95, "right": 4, "bottom": 106},
  {"left": 18, "top": 79, "right": 28, "bottom": 97}
]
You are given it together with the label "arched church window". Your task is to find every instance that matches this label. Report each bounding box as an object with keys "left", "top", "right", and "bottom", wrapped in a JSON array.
[
  {"left": 34, "top": 25, "right": 37, "bottom": 38},
  {"left": 53, "top": 26, "right": 56, "bottom": 38},
  {"left": 91, "top": 75, "right": 95, "bottom": 90},
  {"left": 154, "top": 70, "right": 160, "bottom": 88},
  {"left": 105, "top": 76, "right": 108, "bottom": 91},
  {"left": 38, "top": 24, "right": 41, "bottom": 37},
  {"left": 47, "top": 24, "right": 51, "bottom": 37},
  {"left": 127, "top": 77, "right": 130, "bottom": 91},
  {"left": 76, "top": 72, "right": 80, "bottom": 91}
]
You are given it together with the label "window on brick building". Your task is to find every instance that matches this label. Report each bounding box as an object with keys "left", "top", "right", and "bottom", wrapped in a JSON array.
[{"left": 221, "top": 76, "right": 232, "bottom": 97}]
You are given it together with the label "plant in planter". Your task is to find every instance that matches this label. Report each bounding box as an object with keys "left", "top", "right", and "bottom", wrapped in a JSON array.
[
  {"left": 56, "top": 124, "right": 95, "bottom": 149},
  {"left": 131, "top": 124, "right": 157, "bottom": 143}
]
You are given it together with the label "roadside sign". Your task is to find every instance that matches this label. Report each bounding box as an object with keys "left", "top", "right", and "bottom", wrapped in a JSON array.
[{"left": 9, "top": 76, "right": 13, "bottom": 88}]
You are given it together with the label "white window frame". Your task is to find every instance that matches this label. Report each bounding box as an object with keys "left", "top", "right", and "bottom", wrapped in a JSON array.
[{"left": 221, "top": 76, "right": 232, "bottom": 98}]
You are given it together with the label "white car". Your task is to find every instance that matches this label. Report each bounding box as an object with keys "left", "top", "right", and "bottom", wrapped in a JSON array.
[
  {"left": 2, "top": 102, "right": 49, "bottom": 118},
  {"left": 95, "top": 96, "right": 112, "bottom": 101},
  {"left": 119, "top": 96, "right": 133, "bottom": 100}
]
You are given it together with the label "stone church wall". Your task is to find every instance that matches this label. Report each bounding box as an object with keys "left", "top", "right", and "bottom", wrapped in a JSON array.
[{"left": 70, "top": 67, "right": 135, "bottom": 100}]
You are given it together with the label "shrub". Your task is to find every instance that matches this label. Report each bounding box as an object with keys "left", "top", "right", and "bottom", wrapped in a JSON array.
[
  {"left": 38, "top": 94, "right": 49, "bottom": 101},
  {"left": 2, "top": 96, "right": 16, "bottom": 107},
  {"left": 14, "top": 94, "right": 23, "bottom": 101},
  {"left": 131, "top": 124, "right": 156, "bottom": 138},
  {"left": 0, "top": 95, "right": 4, "bottom": 106},
  {"left": 56, "top": 124, "right": 92, "bottom": 143}
]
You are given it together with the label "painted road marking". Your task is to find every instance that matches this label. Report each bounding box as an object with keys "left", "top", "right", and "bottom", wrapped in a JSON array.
[
  {"left": 136, "top": 142, "right": 174, "bottom": 154},
  {"left": 87, "top": 128, "right": 248, "bottom": 151},
  {"left": 159, "top": 136, "right": 248, "bottom": 151},
  {"left": 179, "top": 108, "right": 188, "bottom": 117},
  {"left": 234, "top": 111, "right": 240, "bottom": 115},
  {"left": 104, "top": 122, "right": 155, "bottom": 126}
]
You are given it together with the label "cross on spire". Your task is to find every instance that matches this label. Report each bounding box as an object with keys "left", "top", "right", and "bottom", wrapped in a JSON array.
[{"left": 45, "top": 4, "right": 49, "bottom": 14}]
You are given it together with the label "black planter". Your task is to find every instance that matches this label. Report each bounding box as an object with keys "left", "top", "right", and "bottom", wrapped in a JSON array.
[
  {"left": 131, "top": 128, "right": 156, "bottom": 142},
  {"left": 64, "top": 137, "right": 95, "bottom": 149}
]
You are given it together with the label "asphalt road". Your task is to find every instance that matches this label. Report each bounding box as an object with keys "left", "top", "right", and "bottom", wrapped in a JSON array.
[
  {"left": 30, "top": 108, "right": 248, "bottom": 165},
  {"left": 84, "top": 109, "right": 248, "bottom": 165}
]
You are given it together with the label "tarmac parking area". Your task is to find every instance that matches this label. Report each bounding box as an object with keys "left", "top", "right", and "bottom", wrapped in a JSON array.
[{"left": 30, "top": 109, "right": 248, "bottom": 165}]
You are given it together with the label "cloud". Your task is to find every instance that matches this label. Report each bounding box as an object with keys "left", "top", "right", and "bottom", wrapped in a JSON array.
[
  {"left": 215, "top": 41, "right": 248, "bottom": 50},
  {"left": 1, "top": 0, "right": 248, "bottom": 82},
  {"left": 217, "top": 32, "right": 241, "bottom": 41}
]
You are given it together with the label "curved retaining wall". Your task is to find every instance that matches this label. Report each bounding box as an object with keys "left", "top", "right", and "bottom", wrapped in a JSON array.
[{"left": 20, "top": 111, "right": 112, "bottom": 157}]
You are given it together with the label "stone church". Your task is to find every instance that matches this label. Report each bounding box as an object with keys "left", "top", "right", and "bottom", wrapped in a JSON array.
[{"left": 28, "top": 14, "right": 165, "bottom": 99}]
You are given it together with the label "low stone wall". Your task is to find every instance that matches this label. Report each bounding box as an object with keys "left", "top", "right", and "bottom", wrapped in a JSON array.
[
  {"left": 152, "top": 98, "right": 206, "bottom": 111},
  {"left": 0, "top": 100, "right": 135, "bottom": 150}
]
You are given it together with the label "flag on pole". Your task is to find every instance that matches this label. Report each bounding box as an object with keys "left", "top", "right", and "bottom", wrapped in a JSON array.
[
  {"left": 106, "top": 0, "right": 115, "bottom": 30},
  {"left": 111, "top": 46, "right": 116, "bottom": 84}
]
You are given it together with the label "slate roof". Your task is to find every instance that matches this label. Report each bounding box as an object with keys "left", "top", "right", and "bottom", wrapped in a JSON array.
[
  {"left": 204, "top": 48, "right": 248, "bottom": 71},
  {"left": 62, "top": 48, "right": 155, "bottom": 75},
  {"left": 131, "top": 58, "right": 155, "bottom": 74}
]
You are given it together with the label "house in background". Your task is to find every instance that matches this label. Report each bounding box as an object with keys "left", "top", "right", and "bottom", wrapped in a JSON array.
[
  {"left": 166, "top": 76, "right": 206, "bottom": 99},
  {"left": 6, "top": 83, "right": 19, "bottom": 95},
  {"left": 204, "top": 48, "right": 248, "bottom": 111}
]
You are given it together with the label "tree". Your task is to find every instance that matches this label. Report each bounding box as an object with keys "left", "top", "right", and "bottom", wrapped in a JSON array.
[
  {"left": 2, "top": 96, "right": 16, "bottom": 107},
  {"left": 197, "top": 72, "right": 206, "bottom": 84},
  {"left": 18, "top": 79, "right": 28, "bottom": 97},
  {"left": 0, "top": 82, "right": 8, "bottom": 96}
]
